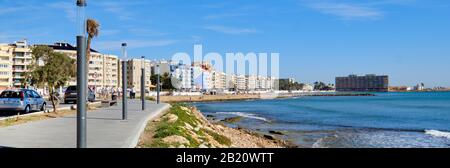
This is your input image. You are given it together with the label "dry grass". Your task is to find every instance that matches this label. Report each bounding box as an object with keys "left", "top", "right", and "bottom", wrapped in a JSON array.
[
  {"left": 0, "top": 104, "right": 102, "bottom": 128},
  {"left": 0, "top": 110, "right": 75, "bottom": 128}
]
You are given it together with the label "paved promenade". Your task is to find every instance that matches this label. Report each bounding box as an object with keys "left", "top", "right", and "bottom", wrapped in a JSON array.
[{"left": 0, "top": 100, "right": 170, "bottom": 148}]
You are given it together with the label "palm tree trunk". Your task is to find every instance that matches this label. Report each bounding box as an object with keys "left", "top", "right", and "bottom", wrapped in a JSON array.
[{"left": 86, "top": 37, "right": 92, "bottom": 64}]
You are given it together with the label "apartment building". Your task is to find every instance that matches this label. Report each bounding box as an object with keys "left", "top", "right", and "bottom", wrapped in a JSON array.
[
  {"left": 103, "top": 54, "right": 119, "bottom": 89},
  {"left": 48, "top": 42, "right": 120, "bottom": 90},
  {"left": 235, "top": 75, "right": 246, "bottom": 91},
  {"left": 126, "top": 58, "right": 152, "bottom": 93},
  {"left": 171, "top": 64, "right": 192, "bottom": 91},
  {"left": 245, "top": 75, "right": 257, "bottom": 91},
  {"left": 212, "top": 71, "right": 226, "bottom": 91},
  {"left": 256, "top": 76, "right": 267, "bottom": 90},
  {"left": 0, "top": 44, "right": 13, "bottom": 90},
  {"left": 191, "top": 66, "right": 213, "bottom": 91},
  {"left": 151, "top": 60, "right": 279, "bottom": 92},
  {"left": 11, "top": 40, "right": 33, "bottom": 87}
]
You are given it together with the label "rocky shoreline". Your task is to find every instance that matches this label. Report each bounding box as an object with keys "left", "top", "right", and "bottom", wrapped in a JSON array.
[{"left": 138, "top": 104, "right": 292, "bottom": 148}]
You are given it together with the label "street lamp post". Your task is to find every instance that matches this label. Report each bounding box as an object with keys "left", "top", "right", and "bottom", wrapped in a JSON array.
[
  {"left": 121, "top": 43, "right": 128, "bottom": 120},
  {"left": 156, "top": 63, "right": 160, "bottom": 104},
  {"left": 141, "top": 56, "right": 145, "bottom": 110},
  {"left": 76, "top": 0, "right": 87, "bottom": 148}
]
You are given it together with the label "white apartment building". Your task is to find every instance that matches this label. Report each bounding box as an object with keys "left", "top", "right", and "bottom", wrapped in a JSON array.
[
  {"left": 235, "top": 75, "right": 246, "bottom": 91},
  {"left": 11, "top": 40, "right": 33, "bottom": 88},
  {"left": 0, "top": 44, "right": 13, "bottom": 90},
  {"left": 155, "top": 60, "right": 173, "bottom": 75},
  {"left": 48, "top": 42, "right": 120, "bottom": 90},
  {"left": 256, "top": 76, "right": 267, "bottom": 90},
  {"left": 171, "top": 64, "right": 192, "bottom": 91},
  {"left": 246, "top": 75, "right": 257, "bottom": 91},
  {"left": 212, "top": 71, "right": 227, "bottom": 90},
  {"left": 103, "top": 54, "right": 119, "bottom": 89},
  {"left": 191, "top": 66, "right": 213, "bottom": 91}
]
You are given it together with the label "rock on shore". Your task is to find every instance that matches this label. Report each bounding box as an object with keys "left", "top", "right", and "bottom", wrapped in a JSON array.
[{"left": 138, "top": 104, "right": 288, "bottom": 148}]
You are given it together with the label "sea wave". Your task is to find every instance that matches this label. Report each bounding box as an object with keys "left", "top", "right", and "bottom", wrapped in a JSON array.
[
  {"left": 425, "top": 130, "right": 450, "bottom": 139},
  {"left": 216, "top": 112, "right": 269, "bottom": 122},
  {"left": 312, "top": 134, "right": 339, "bottom": 148}
]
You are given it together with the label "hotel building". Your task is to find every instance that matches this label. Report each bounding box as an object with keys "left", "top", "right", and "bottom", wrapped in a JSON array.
[{"left": 336, "top": 74, "right": 389, "bottom": 92}]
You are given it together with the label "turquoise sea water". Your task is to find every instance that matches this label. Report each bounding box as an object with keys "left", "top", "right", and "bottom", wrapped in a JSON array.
[{"left": 194, "top": 92, "right": 450, "bottom": 148}]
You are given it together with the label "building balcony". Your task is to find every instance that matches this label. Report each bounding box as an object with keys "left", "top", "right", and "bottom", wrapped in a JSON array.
[
  {"left": 13, "top": 62, "right": 29, "bottom": 65},
  {"left": 12, "top": 69, "right": 27, "bottom": 72}
]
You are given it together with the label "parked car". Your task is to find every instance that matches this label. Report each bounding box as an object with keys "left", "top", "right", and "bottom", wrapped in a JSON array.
[
  {"left": 64, "top": 86, "right": 96, "bottom": 104},
  {"left": 0, "top": 89, "right": 47, "bottom": 113}
]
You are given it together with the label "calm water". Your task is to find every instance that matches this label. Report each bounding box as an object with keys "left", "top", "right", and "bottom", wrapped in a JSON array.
[{"left": 194, "top": 92, "right": 450, "bottom": 148}]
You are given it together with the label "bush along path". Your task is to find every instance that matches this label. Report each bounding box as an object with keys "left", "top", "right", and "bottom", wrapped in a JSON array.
[{"left": 138, "top": 103, "right": 289, "bottom": 148}]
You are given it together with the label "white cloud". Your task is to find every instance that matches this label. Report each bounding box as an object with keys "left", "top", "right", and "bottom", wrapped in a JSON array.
[
  {"left": 129, "top": 28, "right": 168, "bottom": 37},
  {"left": 203, "top": 13, "right": 247, "bottom": 20},
  {"left": 101, "top": 30, "right": 120, "bottom": 36},
  {"left": 204, "top": 25, "right": 259, "bottom": 35},
  {"left": 309, "top": 2, "right": 383, "bottom": 20},
  {"left": 0, "top": 7, "right": 23, "bottom": 14},
  {"left": 48, "top": 2, "right": 77, "bottom": 22},
  {"left": 97, "top": 1, "right": 136, "bottom": 21},
  {"left": 94, "top": 39, "right": 178, "bottom": 51}
]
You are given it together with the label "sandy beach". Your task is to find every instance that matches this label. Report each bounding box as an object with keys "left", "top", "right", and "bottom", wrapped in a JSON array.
[{"left": 160, "top": 94, "right": 261, "bottom": 103}]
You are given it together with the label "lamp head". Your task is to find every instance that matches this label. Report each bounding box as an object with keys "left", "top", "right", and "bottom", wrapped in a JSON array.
[{"left": 76, "top": 0, "right": 87, "bottom": 7}]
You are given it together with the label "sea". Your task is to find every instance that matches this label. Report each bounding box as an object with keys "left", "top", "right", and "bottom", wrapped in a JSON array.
[{"left": 193, "top": 92, "right": 450, "bottom": 148}]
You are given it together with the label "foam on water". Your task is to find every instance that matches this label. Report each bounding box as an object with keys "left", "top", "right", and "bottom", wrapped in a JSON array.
[
  {"left": 425, "top": 130, "right": 450, "bottom": 139},
  {"left": 216, "top": 112, "right": 270, "bottom": 122}
]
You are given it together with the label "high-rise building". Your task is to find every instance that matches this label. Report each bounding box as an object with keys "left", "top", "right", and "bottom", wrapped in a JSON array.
[{"left": 336, "top": 74, "right": 389, "bottom": 92}]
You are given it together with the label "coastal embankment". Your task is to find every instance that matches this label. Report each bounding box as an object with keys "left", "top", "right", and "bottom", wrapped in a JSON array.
[
  {"left": 137, "top": 103, "right": 290, "bottom": 148},
  {"left": 160, "top": 92, "right": 375, "bottom": 103}
]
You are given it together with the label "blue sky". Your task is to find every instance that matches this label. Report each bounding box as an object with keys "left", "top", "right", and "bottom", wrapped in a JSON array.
[{"left": 1, "top": 0, "right": 450, "bottom": 87}]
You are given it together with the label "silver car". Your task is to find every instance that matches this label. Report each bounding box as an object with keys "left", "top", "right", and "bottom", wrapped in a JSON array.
[{"left": 0, "top": 89, "right": 47, "bottom": 113}]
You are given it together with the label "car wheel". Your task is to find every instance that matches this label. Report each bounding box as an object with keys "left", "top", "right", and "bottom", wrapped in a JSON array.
[
  {"left": 24, "top": 105, "right": 31, "bottom": 114},
  {"left": 41, "top": 103, "right": 46, "bottom": 112}
]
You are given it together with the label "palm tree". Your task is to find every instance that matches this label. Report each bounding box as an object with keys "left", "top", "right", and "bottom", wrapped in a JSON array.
[{"left": 86, "top": 19, "right": 100, "bottom": 64}]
